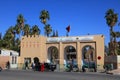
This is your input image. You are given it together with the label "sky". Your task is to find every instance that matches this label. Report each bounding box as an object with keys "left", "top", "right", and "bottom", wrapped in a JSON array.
[{"left": 0, "top": 0, "right": 120, "bottom": 45}]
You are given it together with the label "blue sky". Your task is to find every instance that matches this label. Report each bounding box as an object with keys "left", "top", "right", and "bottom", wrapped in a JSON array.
[{"left": 0, "top": 0, "right": 120, "bottom": 45}]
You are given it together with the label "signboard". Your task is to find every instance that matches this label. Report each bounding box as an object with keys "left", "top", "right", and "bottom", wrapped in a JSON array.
[{"left": 47, "top": 36, "right": 93, "bottom": 42}]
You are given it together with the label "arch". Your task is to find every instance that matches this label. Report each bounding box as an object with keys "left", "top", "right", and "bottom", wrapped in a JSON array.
[
  {"left": 33, "top": 57, "right": 40, "bottom": 64},
  {"left": 47, "top": 46, "right": 59, "bottom": 64},
  {"left": 46, "top": 43, "right": 59, "bottom": 50},
  {"left": 81, "top": 45, "right": 96, "bottom": 69},
  {"left": 63, "top": 43, "right": 76, "bottom": 50},
  {"left": 64, "top": 45, "right": 77, "bottom": 65},
  {"left": 82, "top": 45, "right": 95, "bottom": 61}
]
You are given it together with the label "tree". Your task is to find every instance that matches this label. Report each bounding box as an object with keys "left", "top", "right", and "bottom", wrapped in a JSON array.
[
  {"left": 16, "top": 14, "right": 25, "bottom": 38},
  {"left": 44, "top": 24, "right": 52, "bottom": 37},
  {"left": 23, "top": 24, "right": 30, "bottom": 37},
  {"left": 0, "top": 33, "right": 2, "bottom": 40},
  {"left": 14, "top": 24, "right": 20, "bottom": 38},
  {"left": 51, "top": 30, "right": 59, "bottom": 37},
  {"left": 56, "top": 30, "right": 58, "bottom": 37},
  {"left": 3, "top": 26, "right": 15, "bottom": 49},
  {"left": 105, "top": 9, "right": 118, "bottom": 42},
  {"left": 105, "top": 9, "right": 118, "bottom": 55},
  {"left": 39, "top": 10, "right": 50, "bottom": 25},
  {"left": 105, "top": 45, "right": 109, "bottom": 55},
  {"left": 17, "top": 14, "right": 25, "bottom": 29},
  {"left": 117, "top": 42, "right": 120, "bottom": 55},
  {"left": 51, "top": 30, "right": 55, "bottom": 37},
  {"left": 30, "top": 25, "right": 40, "bottom": 36}
]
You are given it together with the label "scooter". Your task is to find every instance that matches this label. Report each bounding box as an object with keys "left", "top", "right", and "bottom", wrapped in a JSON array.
[{"left": 65, "top": 64, "right": 72, "bottom": 72}]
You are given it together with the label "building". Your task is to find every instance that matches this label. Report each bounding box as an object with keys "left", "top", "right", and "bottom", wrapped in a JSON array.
[
  {"left": 0, "top": 49, "right": 19, "bottom": 69},
  {"left": 19, "top": 34, "right": 105, "bottom": 71}
]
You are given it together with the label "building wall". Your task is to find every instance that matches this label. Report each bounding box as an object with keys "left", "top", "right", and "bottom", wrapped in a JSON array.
[
  {"left": 0, "top": 49, "right": 19, "bottom": 69},
  {"left": 94, "top": 35, "right": 105, "bottom": 69},
  {"left": 0, "top": 56, "right": 10, "bottom": 69},
  {"left": 105, "top": 55, "right": 120, "bottom": 69},
  {"left": 20, "top": 35, "right": 47, "bottom": 64},
  {"left": 20, "top": 34, "right": 105, "bottom": 70}
]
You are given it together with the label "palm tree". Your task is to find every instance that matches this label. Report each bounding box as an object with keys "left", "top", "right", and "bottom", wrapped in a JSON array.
[
  {"left": 110, "top": 31, "right": 120, "bottom": 55},
  {"left": 39, "top": 10, "right": 50, "bottom": 25},
  {"left": 111, "top": 31, "right": 117, "bottom": 42},
  {"left": 31, "top": 25, "right": 40, "bottom": 36},
  {"left": 44, "top": 24, "right": 52, "bottom": 37},
  {"left": 17, "top": 14, "right": 25, "bottom": 29},
  {"left": 105, "top": 9, "right": 118, "bottom": 42},
  {"left": 14, "top": 24, "right": 21, "bottom": 38},
  {"left": 15, "top": 38, "right": 20, "bottom": 53},
  {"left": 23, "top": 24, "right": 30, "bottom": 37},
  {"left": 16, "top": 14, "right": 25, "bottom": 38},
  {"left": 105, "top": 9, "right": 118, "bottom": 55}
]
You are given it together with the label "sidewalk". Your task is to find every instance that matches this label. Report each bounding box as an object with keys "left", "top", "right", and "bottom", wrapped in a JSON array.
[
  {"left": 3, "top": 68, "right": 120, "bottom": 75},
  {"left": 107, "top": 68, "right": 120, "bottom": 75}
]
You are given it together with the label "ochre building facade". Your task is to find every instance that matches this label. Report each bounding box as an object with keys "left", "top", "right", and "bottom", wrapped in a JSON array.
[{"left": 19, "top": 34, "right": 105, "bottom": 70}]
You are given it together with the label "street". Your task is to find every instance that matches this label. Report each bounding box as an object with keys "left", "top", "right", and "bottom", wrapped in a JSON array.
[{"left": 0, "top": 70, "right": 120, "bottom": 80}]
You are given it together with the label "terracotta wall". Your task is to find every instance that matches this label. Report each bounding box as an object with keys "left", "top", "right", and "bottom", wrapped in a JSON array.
[
  {"left": 20, "top": 35, "right": 105, "bottom": 70},
  {"left": 20, "top": 35, "right": 47, "bottom": 63},
  {"left": 94, "top": 35, "right": 105, "bottom": 69},
  {"left": 0, "top": 56, "right": 10, "bottom": 69}
]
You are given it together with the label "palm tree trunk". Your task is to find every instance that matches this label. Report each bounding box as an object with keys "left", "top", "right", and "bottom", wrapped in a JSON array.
[
  {"left": 47, "top": 33, "right": 49, "bottom": 37},
  {"left": 110, "top": 27, "right": 113, "bottom": 55},
  {"left": 110, "top": 27, "right": 113, "bottom": 42}
]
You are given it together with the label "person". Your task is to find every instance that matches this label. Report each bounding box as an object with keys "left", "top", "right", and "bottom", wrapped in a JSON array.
[
  {"left": 41, "top": 63, "right": 45, "bottom": 72},
  {"left": 31, "top": 62, "right": 35, "bottom": 71},
  {"left": 25, "top": 61, "right": 29, "bottom": 70},
  {"left": 6, "top": 61, "right": 10, "bottom": 69}
]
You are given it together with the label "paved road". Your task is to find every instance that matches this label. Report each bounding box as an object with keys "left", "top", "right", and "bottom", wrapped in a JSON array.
[{"left": 0, "top": 70, "right": 120, "bottom": 80}]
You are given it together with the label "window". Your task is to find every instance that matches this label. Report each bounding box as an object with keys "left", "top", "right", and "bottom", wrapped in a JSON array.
[
  {"left": 12, "top": 56, "right": 17, "bottom": 64},
  {"left": 10, "top": 52, "right": 12, "bottom": 56},
  {"left": 24, "top": 58, "right": 31, "bottom": 64}
]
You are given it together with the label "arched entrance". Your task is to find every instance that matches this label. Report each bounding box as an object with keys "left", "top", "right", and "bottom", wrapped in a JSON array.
[
  {"left": 82, "top": 45, "right": 96, "bottom": 69},
  {"left": 47, "top": 46, "right": 59, "bottom": 64},
  {"left": 64, "top": 46, "right": 77, "bottom": 65},
  {"left": 33, "top": 57, "right": 40, "bottom": 63}
]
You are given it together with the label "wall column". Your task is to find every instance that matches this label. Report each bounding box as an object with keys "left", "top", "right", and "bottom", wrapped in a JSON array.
[
  {"left": 59, "top": 42, "right": 64, "bottom": 71},
  {"left": 77, "top": 41, "right": 82, "bottom": 69}
]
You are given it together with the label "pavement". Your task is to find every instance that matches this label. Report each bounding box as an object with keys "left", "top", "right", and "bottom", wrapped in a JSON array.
[
  {"left": 107, "top": 68, "right": 120, "bottom": 75},
  {"left": 2, "top": 68, "right": 120, "bottom": 75}
]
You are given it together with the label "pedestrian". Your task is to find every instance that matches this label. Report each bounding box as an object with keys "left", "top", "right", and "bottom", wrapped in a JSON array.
[
  {"left": 31, "top": 62, "right": 35, "bottom": 71},
  {"left": 25, "top": 61, "right": 29, "bottom": 70},
  {"left": 41, "top": 63, "right": 45, "bottom": 72},
  {"left": 6, "top": 61, "right": 10, "bottom": 69}
]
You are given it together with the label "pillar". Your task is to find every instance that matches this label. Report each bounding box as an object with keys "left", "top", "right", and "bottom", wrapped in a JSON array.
[
  {"left": 59, "top": 42, "right": 64, "bottom": 71},
  {"left": 76, "top": 41, "right": 82, "bottom": 69}
]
